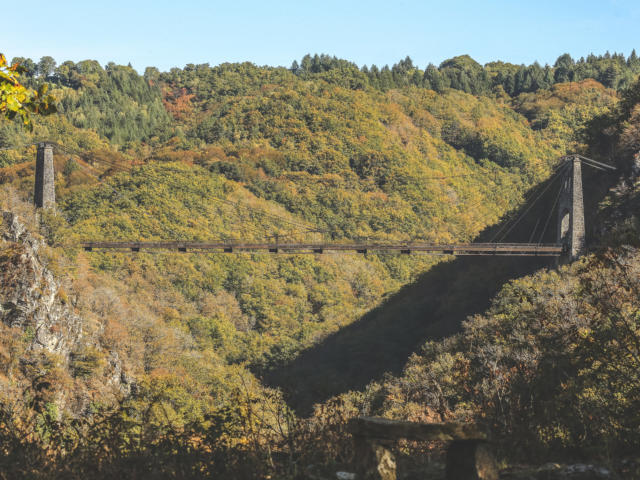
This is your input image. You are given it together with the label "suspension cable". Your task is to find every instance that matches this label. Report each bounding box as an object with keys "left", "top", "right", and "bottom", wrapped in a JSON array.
[
  {"left": 490, "top": 163, "right": 568, "bottom": 242},
  {"left": 536, "top": 173, "right": 565, "bottom": 245}
]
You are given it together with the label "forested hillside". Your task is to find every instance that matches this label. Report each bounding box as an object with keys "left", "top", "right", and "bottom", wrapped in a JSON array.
[
  {"left": 288, "top": 51, "right": 640, "bottom": 95},
  {"left": 0, "top": 50, "right": 638, "bottom": 478}
]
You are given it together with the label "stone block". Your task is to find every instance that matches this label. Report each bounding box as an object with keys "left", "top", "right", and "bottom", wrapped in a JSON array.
[{"left": 445, "top": 440, "right": 499, "bottom": 480}]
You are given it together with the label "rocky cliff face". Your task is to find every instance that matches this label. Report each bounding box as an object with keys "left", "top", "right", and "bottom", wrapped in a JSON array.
[
  {"left": 0, "top": 211, "right": 131, "bottom": 414},
  {"left": 1, "top": 212, "right": 82, "bottom": 357}
]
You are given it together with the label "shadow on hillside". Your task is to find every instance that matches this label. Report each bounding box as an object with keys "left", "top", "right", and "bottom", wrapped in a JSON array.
[{"left": 262, "top": 162, "right": 619, "bottom": 415}]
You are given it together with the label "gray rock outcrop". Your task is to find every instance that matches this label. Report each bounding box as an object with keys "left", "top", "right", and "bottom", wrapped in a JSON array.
[
  {"left": 0, "top": 211, "right": 133, "bottom": 413},
  {"left": 1, "top": 211, "right": 82, "bottom": 357}
]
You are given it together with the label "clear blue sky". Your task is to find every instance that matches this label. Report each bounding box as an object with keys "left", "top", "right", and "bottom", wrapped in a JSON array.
[{"left": 3, "top": 0, "right": 639, "bottom": 73}]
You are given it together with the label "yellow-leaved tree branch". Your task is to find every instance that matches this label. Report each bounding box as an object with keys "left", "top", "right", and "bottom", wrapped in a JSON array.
[{"left": 0, "top": 53, "right": 56, "bottom": 130}]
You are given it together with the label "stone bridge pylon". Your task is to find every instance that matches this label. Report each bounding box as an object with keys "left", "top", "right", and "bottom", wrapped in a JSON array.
[
  {"left": 34, "top": 142, "right": 55, "bottom": 209},
  {"left": 556, "top": 154, "right": 616, "bottom": 263},
  {"left": 557, "top": 156, "right": 585, "bottom": 262}
]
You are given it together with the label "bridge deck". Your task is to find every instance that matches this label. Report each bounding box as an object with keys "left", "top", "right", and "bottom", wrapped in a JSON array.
[{"left": 80, "top": 241, "right": 565, "bottom": 256}]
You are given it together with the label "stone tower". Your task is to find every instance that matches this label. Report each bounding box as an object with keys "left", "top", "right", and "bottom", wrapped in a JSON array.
[
  {"left": 557, "top": 156, "right": 585, "bottom": 262},
  {"left": 34, "top": 142, "right": 55, "bottom": 209}
]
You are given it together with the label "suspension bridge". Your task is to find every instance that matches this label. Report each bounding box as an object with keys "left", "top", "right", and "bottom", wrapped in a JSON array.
[{"left": 5, "top": 141, "right": 617, "bottom": 260}]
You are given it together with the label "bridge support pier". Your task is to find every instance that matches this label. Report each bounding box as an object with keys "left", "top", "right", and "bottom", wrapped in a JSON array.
[
  {"left": 34, "top": 142, "right": 55, "bottom": 209},
  {"left": 557, "top": 156, "right": 585, "bottom": 263}
]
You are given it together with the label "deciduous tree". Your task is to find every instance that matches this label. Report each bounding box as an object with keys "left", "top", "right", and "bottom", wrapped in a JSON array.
[{"left": 0, "top": 53, "right": 56, "bottom": 130}]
